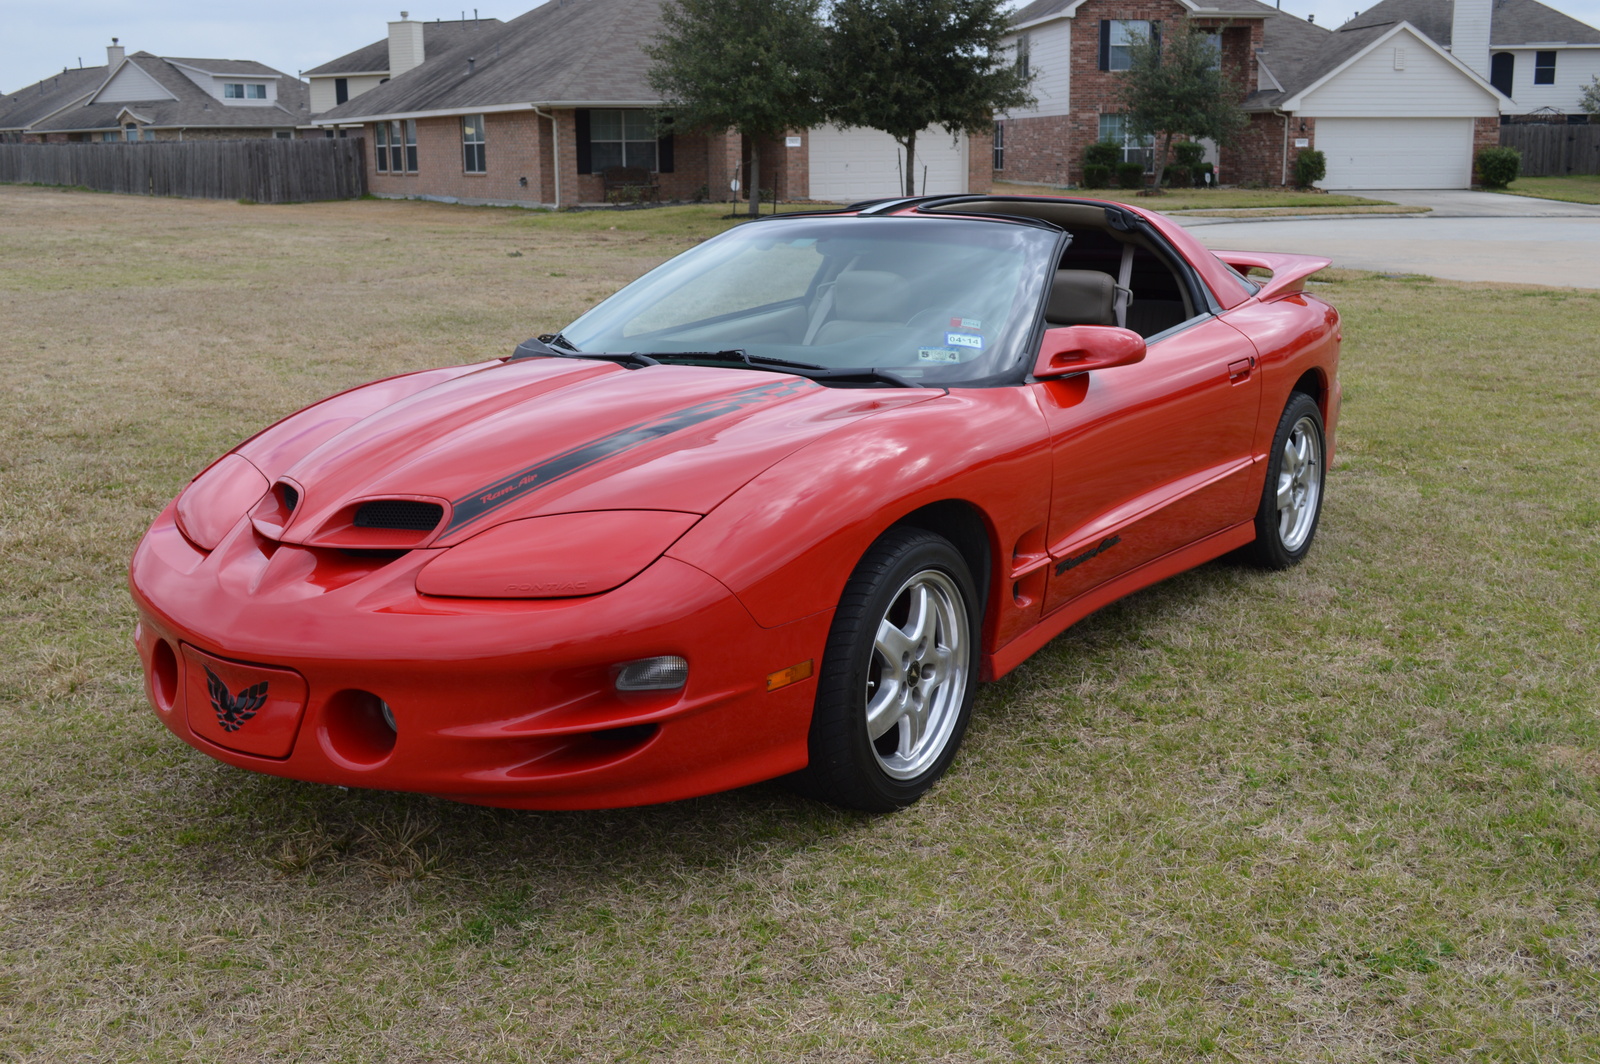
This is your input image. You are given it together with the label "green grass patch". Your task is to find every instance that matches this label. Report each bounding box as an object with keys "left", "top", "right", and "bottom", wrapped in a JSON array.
[
  {"left": 1496, "top": 173, "right": 1600, "bottom": 205},
  {"left": 2, "top": 187, "right": 1599, "bottom": 1062}
]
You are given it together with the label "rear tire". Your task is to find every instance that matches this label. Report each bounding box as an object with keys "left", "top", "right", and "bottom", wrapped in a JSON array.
[
  {"left": 1245, "top": 391, "right": 1325, "bottom": 570},
  {"left": 790, "top": 528, "right": 981, "bottom": 812}
]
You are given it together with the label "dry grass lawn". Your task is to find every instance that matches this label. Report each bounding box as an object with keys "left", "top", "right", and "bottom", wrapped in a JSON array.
[
  {"left": 1, "top": 187, "right": 1598, "bottom": 1062},
  {"left": 1497, "top": 174, "right": 1600, "bottom": 205}
]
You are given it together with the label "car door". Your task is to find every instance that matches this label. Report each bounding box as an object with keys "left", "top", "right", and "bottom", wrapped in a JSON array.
[{"left": 1032, "top": 314, "right": 1261, "bottom": 614}]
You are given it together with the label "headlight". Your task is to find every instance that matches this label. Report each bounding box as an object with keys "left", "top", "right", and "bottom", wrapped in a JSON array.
[
  {"left": 174, "top": 453, "right": 270, "bottom": 551},
  {"left": 415, "top": 510, "right": 700, "bottom": 599}
]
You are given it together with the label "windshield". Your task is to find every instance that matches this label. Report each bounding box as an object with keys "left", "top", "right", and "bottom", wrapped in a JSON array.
[{"left": 559, "top": 216, "right": 1060, "bottom": 385}]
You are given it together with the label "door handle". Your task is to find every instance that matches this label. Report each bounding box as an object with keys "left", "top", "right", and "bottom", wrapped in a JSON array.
[{"left": 1227, "top": 356, "right": 1255, "bottom": 383}]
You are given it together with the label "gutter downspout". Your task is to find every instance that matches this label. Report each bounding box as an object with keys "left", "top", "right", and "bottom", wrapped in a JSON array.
[
  {"left": 531, "top": 106, "right": 560, "bottom": 208},
  {"left": 1278, "top": 109, "right": 1289, "bottom": 186}
]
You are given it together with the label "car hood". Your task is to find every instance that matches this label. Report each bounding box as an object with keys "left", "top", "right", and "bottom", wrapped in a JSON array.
[{"left": 236, "top": 357, "right": 937, "bottom": 548}]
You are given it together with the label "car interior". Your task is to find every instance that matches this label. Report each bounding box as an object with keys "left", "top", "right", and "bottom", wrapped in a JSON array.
[{"left": 920, "top": 199, "right": 1202, "bottom": 340}]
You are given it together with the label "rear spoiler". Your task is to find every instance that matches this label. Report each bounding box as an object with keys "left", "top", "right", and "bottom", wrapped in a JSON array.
[{"left": 1214, "top": 251, "right": 1332, "bottom": 303}]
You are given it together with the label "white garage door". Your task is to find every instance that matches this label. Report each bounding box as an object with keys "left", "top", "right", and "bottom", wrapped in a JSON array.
[
  {"left": 1313, "top": 117, "right": 1475, "bottom": 190},
  {"left": 808, "top": 126, "right": 968, "bottom": 203}
]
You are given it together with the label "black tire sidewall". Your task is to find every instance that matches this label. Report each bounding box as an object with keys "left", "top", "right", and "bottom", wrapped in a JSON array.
[
  {"left": 1252, "top": 392, "right": 1326, "bottom": 569},
  {"left": 801, "top": 528, "right": 982, "bottom": 811}
]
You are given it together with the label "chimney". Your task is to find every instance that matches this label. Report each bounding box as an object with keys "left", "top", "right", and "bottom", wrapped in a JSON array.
[
  {"left": 107, "top": 37, "right": 125, "bottom": 67},
  {"left": 1451, "top": 0, "right": 1492, "bottom": 79},
  {"left": 388, "top": 12, "right": 426, "bottom": 77}
]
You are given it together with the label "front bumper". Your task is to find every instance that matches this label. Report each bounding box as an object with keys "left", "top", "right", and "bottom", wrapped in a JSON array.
[{"left": 129, "top": 505, "right": 828, "bottom": 809}]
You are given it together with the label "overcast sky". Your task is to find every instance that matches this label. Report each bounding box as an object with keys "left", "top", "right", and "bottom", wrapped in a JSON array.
[{"left": 5, "top": 0, "right": 1600, "bottom": 92}]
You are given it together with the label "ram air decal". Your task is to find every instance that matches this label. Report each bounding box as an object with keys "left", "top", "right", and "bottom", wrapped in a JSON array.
[{"left": 445, "top": 377, "right": 810, "bottom": 535}]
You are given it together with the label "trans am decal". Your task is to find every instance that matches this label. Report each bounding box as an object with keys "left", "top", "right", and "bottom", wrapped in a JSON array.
[
  {"left": 445, "top": 377, "right": 810, "bottom": 535},
  {"left": 1055, "top": 534, "right": 1121, "bottom": 575}
]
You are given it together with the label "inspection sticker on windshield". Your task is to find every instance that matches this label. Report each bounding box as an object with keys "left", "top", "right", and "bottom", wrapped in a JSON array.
[
  {"left": 949, "top": 317, "right": 981, "bottom": 330},
  {"left": 918, "top": 347, "right": 963, "bottom": 364},
  {"left": 945, "top": 332, "right": 984, "bottom": 350}
]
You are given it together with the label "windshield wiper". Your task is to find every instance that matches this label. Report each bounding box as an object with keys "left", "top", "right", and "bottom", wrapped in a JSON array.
[
  {"left": 801, "top": 367, "right": 919, "bottom": 388},
  {"left": 512, "top": 335, "right": 659, "bottom": 368}
]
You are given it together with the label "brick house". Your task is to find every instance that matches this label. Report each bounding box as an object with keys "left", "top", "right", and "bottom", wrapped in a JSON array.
[
  {"left": 20, "top": 42, "right": 312, "bottom": 142},
  {"left": 996, "top": 0, "right": 1276, "bottom": 188},
  {"left": 314, "top": 0, "right": 991, "bottom": 208},
  {"left": 996, "top": 0, "right": 1586, "bottom": 190}
]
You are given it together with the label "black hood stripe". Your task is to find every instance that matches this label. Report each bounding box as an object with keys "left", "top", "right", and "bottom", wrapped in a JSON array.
[{"left": 444, "top": 377, "right": 810, "bottom": 536}]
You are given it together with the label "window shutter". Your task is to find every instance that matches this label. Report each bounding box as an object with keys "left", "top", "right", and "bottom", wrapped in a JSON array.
[
  {"left": 1151, "top": 21, "right": 1162, "bottom": 58},
  {"left": 657, "top": 132, "right": 674, "bottom": 173},
  {"left": 1099, "top": 21, "right": 1111, "bottom": 71},
  {"left": 575, "top": 109, "right": 592, "bottom": 174}
]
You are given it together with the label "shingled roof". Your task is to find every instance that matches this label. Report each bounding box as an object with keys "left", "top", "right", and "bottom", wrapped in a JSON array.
[
  {"left": 0, "top": 65, "right": 108, "bottom": 133},
  {"left": 30, "top": 52, "right": 311, "bottom": 134},
  {"left": 317, "top": 0, "right": 668, "bottom": 122},
  {"left": 1009, "top": 0, "right": 1281, "bottom": 27},
  {"left": 306, "top": 18, "right": 506, "bottom": 76},
  {"left": 1340, "top": 0, "right": 1600, "bottom": 46}
]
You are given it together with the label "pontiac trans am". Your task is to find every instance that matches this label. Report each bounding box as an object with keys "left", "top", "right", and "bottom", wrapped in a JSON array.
[{"left": 129, "top": 194, "right": 1340, "bottom": 811}]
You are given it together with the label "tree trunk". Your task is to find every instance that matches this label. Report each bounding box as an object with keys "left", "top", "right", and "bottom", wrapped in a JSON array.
[
  {"left": 748, "top": 141, "right": 761, "bottom": 218},
  {"left": 1151, "top": 131, "right": 1174, "bottom": 194},
  {"left": 902, "top": 130, "right": 918, "bottom": 196}
]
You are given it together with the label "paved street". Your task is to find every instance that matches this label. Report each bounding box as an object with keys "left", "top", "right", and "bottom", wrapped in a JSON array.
[{"left": 1173, "top": 189, "right": 1600, "bottom": 289}]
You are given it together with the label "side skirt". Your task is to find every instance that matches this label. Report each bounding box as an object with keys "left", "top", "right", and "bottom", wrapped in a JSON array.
[{"left": 981, "top": 519, "right": 1256, "bottom": 681}]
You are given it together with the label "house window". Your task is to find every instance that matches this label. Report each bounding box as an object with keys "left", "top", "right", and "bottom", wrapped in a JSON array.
[
  {"left": 1201, "top": 30, "right": 1222, "bottom": 71},
  {"left": 1099, "top": 113, "right": 1153, "bottom": 172},
  {"left": 993, "top": 120, "right": 1004, "bottom": 171},
  {"left": 373, "top": 120, "right": 417, "bottom": 173},
  {"left": 462, "top": 114, "right": 486, "bottom": 173},
  {"left": 1015, "top": 33, "right": 1031, "bottom": 81},
  {"left": 1534, "top": 51, "right": 1556, "bottom": 85},
  {"left": 589, "top": 109, "right": 658, "bottom": 171},
  {"left": 1101, "top": 20, "right": 1157, "bottom": 72},
  {"left": 1490, "top": 52, "right": 1515, "bottom": 96},
  {"left": 274, "top": 130, "right": 292, "bottom": 140},
  {"left": 124, "top": 123, "right": 139, "bottom": 142},
  {"left": 335, "top": 78, "right": 349, "bottom": 105},
  {"left": 223, "top": 83, "right": 268, "bottom": 100},
  {"left": 102, "top": 131, "right": 119, "bottom": 142}
]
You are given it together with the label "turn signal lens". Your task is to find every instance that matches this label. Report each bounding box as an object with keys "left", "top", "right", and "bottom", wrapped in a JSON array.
[
  {"left": 766, "top": 659, "right": 815, "bottom": 692},
  {"left": 174, "top": 453, "right": 270, "bottom": 551},
  {"left": 614, "top": 656, "right": 689, "bottom": 692}
]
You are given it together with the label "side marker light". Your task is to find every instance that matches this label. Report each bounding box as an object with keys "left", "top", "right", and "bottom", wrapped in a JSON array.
[{"left": 766, "top": 659, "right": 814, "bottom": 692}]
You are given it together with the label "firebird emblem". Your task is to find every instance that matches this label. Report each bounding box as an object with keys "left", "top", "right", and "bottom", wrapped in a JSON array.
[{"left": 204, "top": 665, "right": 268, "bottom": 732}]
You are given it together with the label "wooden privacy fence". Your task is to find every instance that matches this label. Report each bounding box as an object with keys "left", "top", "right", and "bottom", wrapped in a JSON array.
[
  {"left": 1498, "top": 124, "right": 1600, "bottom": 177},
  {"left": 0, "top": 138, "right": 366, "bottom": 202}
]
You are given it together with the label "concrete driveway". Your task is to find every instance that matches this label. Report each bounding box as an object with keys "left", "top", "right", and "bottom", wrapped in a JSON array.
[{"left": 1173, "top": 189, "right": 1600, "bottom": 288}]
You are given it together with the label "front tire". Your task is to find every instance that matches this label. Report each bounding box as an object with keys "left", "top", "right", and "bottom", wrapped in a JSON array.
[
  {"left": 791, "top": 528, "right": 981, "bottom": 812},
  {"left": 1246, "top": 391, "right": 1326, "bottom": 569}
]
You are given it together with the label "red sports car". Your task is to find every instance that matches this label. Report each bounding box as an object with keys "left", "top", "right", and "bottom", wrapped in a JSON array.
[{"left": 129, "top": 194, "right": 1339, "bottom": 812}]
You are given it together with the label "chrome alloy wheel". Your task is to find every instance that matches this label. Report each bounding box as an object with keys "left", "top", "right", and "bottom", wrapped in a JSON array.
[
  {"left": 1276, "top": 415, "right": 1323, "bottom": 552},
  {"left": 864, "top": 569, "right": 970, "bottom": 780}
]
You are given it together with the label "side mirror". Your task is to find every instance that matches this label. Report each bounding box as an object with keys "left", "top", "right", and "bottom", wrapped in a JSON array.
[{"left": 1032, "top": 325, "right": 1147, "bottom": 380}]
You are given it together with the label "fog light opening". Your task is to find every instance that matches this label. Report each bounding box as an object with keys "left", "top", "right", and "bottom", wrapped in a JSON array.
[
  {"left": 319, "top": 690, "right": 398, "bottom": 767},
  {"left": 150, "top": 639, "right": 179, "bottom": 712},
  {"left": 614, "top": 655, "right": 688, "bottom": 692}
]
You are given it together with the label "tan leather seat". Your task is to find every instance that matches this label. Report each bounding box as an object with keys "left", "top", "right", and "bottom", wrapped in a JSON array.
[
  {"left": 812, "top": 270, "right": 914, "bottom": 344},
  {"left": 1045, "top": 269, "right": 1116, "bottom": 327}
]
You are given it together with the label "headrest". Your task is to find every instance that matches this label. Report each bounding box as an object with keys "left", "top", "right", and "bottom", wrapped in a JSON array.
[
  {"left": 832, "top": 270, "right": 913, "bottom": 321},
  {"left": 1046, "top": 269, "right": 1116, "bottom": 326}
]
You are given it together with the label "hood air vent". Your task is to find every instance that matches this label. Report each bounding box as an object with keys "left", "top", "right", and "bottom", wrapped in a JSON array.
[
  {"left": 278, "top": 482, "right": 299, "bottom": 513},
  {"left": 354, "top": 499, "right": 444, "bottom": 532}
]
